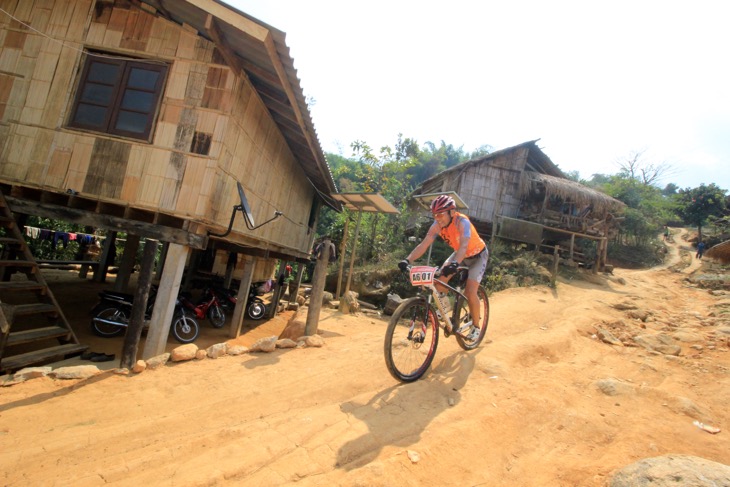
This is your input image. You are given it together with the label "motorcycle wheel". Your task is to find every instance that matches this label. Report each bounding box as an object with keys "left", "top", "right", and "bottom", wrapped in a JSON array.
[
  {"left": 92, "top": 307, "right": 128, "bottom": 337},
  {"left": 207, "top": 305, "right": 226, "bottom": 328},
  {"left": 171, "top": 312, "right": 200, "bottom": 343},
  {"left": 247, "top": 300, "right": 266, "bottom": 320}
]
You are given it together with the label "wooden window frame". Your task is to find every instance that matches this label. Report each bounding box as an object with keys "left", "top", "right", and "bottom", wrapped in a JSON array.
[{"left": 68, "top": 53, "right": 168, "bottom": 142}]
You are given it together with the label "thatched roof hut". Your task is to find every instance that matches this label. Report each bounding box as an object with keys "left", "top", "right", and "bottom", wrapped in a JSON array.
[{"left": 519, "top": 172, "right": 625, "bottom": 216}]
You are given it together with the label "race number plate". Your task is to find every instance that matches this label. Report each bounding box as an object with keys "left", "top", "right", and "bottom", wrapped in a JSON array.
[{"left": 409, "top": 266, "right": 436, "bottom": 286}]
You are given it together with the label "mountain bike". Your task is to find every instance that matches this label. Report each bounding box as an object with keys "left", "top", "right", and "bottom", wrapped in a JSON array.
[{"left": 384, "top": 263, "right": 489, "bottom": 382}]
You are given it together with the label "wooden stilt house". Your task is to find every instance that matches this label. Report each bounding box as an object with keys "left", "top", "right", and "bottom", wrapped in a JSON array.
[
  {"left": 410, "top": 140, "right": 625, "bottom": 269},
  {"left": 0, "top": 0, "right": 339, "bottom": 371}
]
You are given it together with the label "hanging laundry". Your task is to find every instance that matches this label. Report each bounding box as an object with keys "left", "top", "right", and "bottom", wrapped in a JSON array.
[{"left": 53, "top": 232, "right": 70, "bottom": 249}]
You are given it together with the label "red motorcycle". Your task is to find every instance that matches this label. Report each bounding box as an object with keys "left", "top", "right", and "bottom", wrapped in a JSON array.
[
  {"left": 212, "top": 281, "right": 269, "bottom": 320},
  {"left": 178, "top": 287, "right": 226, "bottom": 328}
]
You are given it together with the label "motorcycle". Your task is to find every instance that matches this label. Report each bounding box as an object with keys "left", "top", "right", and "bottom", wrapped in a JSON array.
[
  {"left": 211, "top": 281, "right": 268, "bottom": 320},
  {"left": 178, "top": 287, "right": 226, "bottom": 328},
  {"left": 246, "top": 281, "right": 268, "bottom": 320},
  {"left": 90, "top": 286, "right": 200, "bottom": 343}
]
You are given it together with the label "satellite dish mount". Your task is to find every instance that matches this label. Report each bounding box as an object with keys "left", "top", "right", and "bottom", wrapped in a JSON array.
[{"left": 208, "top": 182, "right": 283, "bottom": 238}]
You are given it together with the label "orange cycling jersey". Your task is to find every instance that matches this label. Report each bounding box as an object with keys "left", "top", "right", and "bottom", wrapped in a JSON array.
[{"left": 438, "top": 211, "right": 486, "bottom": 258}]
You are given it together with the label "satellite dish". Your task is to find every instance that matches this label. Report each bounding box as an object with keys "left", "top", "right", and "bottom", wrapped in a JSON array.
[
  {"left": 237, "top": 181, "right": 255, "bottom": 228},
  {"left": 209, "top": 181, "right": 283, "bottom": 237}
]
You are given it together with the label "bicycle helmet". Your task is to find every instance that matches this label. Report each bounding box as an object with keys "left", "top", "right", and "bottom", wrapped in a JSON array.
[{"left": 430, "top": 195, "right": 456, "bottom": 214}]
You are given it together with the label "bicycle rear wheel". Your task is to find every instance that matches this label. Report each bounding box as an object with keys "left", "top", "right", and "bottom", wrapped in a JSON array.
[
  {"left": 384, "top": 297, "right": 439, "bottom": 382},
  {"left": 454, "top": 285, "right": 490, "bottom": 350}
]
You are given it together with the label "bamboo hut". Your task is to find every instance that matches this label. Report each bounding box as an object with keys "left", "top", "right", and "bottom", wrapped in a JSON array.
[
  {"left": 410, "top": 140, "right": 625, "bottom": 269},
  {"left": 0, "top": 0, "right": 338, "bottom": 370}
]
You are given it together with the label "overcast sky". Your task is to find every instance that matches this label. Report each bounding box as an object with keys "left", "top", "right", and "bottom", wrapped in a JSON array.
[{"left": 227, "top": 1, "right": 730, "bottom": 192}]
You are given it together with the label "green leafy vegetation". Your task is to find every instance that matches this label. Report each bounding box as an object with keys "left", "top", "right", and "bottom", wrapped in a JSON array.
[{"left": 319, "top": 138, "right": 729, "bottom": 290}]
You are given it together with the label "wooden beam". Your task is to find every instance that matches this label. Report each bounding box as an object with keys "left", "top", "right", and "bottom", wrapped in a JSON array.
[
  {"left": 6, "top": 197, "right": 208, "bottom": 249},
  {"left": 204, "top": 15, "right": 243, "bottom": 76},
  {"left": 185, "top": 0, "right": 269, "bottom": 41}
]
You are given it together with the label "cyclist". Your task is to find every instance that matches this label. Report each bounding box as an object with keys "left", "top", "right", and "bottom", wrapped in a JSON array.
[{"left": 398, "top": 195, "right": 488, "bottom": 337}]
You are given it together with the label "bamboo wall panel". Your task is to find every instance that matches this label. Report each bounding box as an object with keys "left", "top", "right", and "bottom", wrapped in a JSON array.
[
  {"left": 26, "top": 128, "right": 54, "bottom": 183},
  {"left": 120, "top": 145, "right": 148, "bottom": 202},
  {"left": 83, "top": 138, "right": 130, "bottom": 199},
  {"left": 63, "top": 135, "right": 94, "bottom": 190}
]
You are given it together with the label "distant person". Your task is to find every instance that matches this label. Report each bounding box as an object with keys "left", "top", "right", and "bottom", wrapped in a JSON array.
[
  {"left": 663, "top": 226, "right": 670, "bottom": 241},
  {"left": 696, "top": 241, "right": 706, "bottom": 259}
]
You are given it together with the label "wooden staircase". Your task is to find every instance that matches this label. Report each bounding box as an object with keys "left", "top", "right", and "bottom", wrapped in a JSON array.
[{"left": 0, "top": 189, "right": 86, "bottom": 374}]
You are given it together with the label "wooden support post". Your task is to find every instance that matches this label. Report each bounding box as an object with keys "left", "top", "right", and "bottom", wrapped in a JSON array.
[
  {"left": 569, "top": 234, "right": 575, "bottom": 262},
  {"left": 305, "top": 238, "right": 331, "bottom": 336},
  {"left": 230, "top": 257, "right": 255, "bottom": 338},
  {"left": 76, "top": 226, "right": 95, "bottom": 279},
  {"left": 551, "top": 245, "right": 559, "bottom": 287},
  {"left": 345, "top": 210, "right": 363, "bottom": 295},
  {"left": 114, "top": 234, "right": 140, "bottom": 292},
  {"left": 120, "top": 239, "right": 158, "bottom": 369},
  {"left": 94, "top": 231, "right": 117, "bottom": 283},
  {"left": 142, "top": 243, "right": 189, "bottom": 359},
  {"left": 223, "top": 252, "right": 237, "bottom": 289},
  {"left": 289, "top": 263, "right": 304, "bottom": 304},
  {"left": 155, "top": 242, "right": 169, "bottom": 282},
  {"left": 181, "top": 249, "right": 201, "bottom": 291},
  {"left": 336, "top": 216, "right": 349, "bottom": 298},
  {"left": 267, "top": 264, "right": 283, "bottom": 319}
]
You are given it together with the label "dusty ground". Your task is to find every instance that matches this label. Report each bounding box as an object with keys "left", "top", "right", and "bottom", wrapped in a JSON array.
[{"left": 1, "top": 230, "right": 729, "bottom": 486}]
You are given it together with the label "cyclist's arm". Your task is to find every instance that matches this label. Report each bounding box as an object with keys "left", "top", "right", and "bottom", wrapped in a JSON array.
[
  {"left": 452, "top": 215, "right": 471, "bottom": 264},
  {"left": 405, "top": 222, "right": 440, "bottom": 263}
]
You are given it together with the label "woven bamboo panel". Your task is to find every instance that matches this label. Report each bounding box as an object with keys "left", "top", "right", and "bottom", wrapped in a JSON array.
[
  {"left": 166, "top": 61, "right": 190, "bottom": 100},
  {"left": 42, "top": 45, "right": 78, "bottom": 128},
  {"left": 136, "top": 149, "right": 167, "bottom": 207},
  {"left": 176, "top": 31, "right": 197, "bottom": 60},
  {"left": 66, "top": 0, "right": 91, "bottom": 41},
  {"left": 63, "top": 136, "right": 94, "bottom": 191},
  {"left": 46, "top": 148, "right": 72, "bottom": 188},
  {"left": 120, "top": 145, "right": 148, "bottom": 202},
  {"left": 85, "top": 21, "right": 105, "bottom": 45}
]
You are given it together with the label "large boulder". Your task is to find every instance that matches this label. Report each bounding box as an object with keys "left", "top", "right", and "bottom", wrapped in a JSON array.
[{"left": 609, "top": 455, "right": 730, "bottom": 486}]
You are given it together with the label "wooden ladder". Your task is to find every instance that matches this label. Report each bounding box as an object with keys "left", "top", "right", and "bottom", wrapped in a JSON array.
[{"left": 0, "top": 189, "right": 86, "bottom": 374}]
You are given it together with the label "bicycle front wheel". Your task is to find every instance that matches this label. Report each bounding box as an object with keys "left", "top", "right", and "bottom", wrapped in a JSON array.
[
  {"left": 384, "top": 297, "right": 439, "bottom": 382},
  {"left": 454, "top": 285, "right": 490, "bottom": 351}
]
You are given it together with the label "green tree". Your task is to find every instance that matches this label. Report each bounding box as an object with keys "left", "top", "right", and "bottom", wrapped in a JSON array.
[
  {"left": 601, "top": 174, "right": 676, "bottom": 246},
  {"left": 676, "top": 184, "right": 727, "bottom": 241}
]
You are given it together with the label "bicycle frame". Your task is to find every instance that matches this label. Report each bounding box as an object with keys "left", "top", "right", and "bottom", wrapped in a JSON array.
[{"left": 409, "top": 265, "right": 468, "bottom": 334}]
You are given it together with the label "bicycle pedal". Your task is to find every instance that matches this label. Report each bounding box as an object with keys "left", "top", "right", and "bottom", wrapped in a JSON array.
[{"left": 456, "top": 320, "right": 473, "bottom": 335}]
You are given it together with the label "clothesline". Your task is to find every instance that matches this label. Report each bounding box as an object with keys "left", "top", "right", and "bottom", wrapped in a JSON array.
[
  {"left": 24, "top": 225, "right": 99, "bottom": 244},
  {"left": 23, "top": 226, "right": 100, "bottom": 250}
]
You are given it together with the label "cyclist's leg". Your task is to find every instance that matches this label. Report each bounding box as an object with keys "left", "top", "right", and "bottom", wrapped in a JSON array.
[
  {"left": 464, "top": 249, "right": 488, "bottom": 326},
  {"left": 434, "top": 252, "right": 456, "bottom": 293}
]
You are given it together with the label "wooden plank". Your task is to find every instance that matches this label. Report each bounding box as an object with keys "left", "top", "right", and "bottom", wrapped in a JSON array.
[
  {"left": 0, "top": 343, "right": 87, "bottom": 373},
  {"left": 0, "top": 281, "right": 45, "bottom": 293},
  {"left": 0, "top": 260, "right": 35, "bottom": 267},
  {"left": 66, "top": 0, "right": 92, "bottom": 41},
  {"left": 6, "top": 326, "right": 70, "bottom": 346},
  {"left": 42, "top": 44, "right": 80, "bottom": 128}
]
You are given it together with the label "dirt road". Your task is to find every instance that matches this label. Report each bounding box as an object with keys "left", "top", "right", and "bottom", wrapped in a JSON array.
[{"left": 1, "top": 233, "right": 729, "bottom": 486}]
